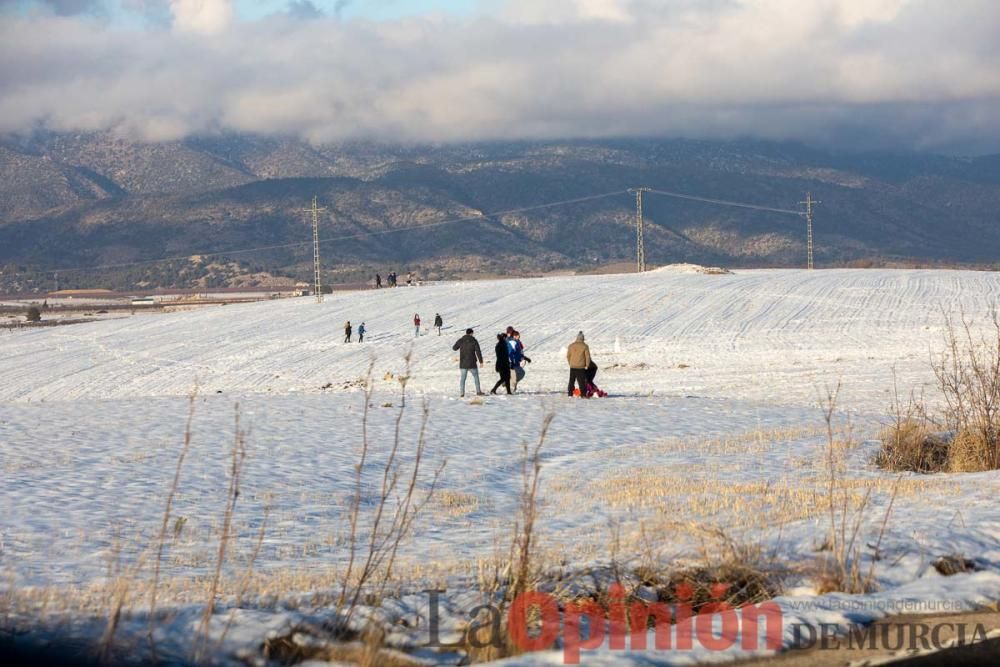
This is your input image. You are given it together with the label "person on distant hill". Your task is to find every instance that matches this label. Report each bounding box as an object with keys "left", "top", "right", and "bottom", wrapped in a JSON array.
[
  {"left": 434, "top": 313, "right": 443, "bottom": 336},
  {"left": 358, "top": 322, "right": 366, "bottom": 343},
  {"left": 508, "top": 330, "right": 532, "bottom": 392},
  {"left": 453, "top": 328, "right": 484, "bottom": 397},
  {"left": 390, "top": 272, "right": 397, "bottom": 287},
  {"left": 566, "top": 331, "right": 592, "bottom": 397},
  {"left": 490, "top": 333, "right": 512, "bottom": 395},
  {"left": 413, "top": 313, "right": 421, "bottom": 337},
  {"left": 344, "top": 320, "right": 352, "bottom": 343},
  {"left": 375, "top": 274, "right": 382, "bottom": 289},
  {"left": 407, "top": 272, "right": 413, "bottom": 286}
]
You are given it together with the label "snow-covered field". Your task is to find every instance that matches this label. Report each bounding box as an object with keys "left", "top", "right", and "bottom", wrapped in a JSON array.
[{"left": 2, "top": 267, "right": 999, "bottom": 665}]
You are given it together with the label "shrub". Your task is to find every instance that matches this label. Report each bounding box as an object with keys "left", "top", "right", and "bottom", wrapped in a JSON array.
[
  {"left": 932, "top": 313, "right": 1000, "bottom": 472},
  {"left": 876, "top": 419, "right": 949, "bottom": 473},
  {"left": 25, "top": 306, "right": 41, "bottom": 322},
  {"left": 877, "top": 313, "right": 1000, "bottom": 473}
]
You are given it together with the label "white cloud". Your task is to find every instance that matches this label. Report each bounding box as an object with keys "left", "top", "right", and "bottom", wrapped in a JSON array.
[
  {"left": 170, "top": 0, "right": 232, "bottom": 34},
  {"left": 1, "top": 0, "right": 998, "bottom": 152}
]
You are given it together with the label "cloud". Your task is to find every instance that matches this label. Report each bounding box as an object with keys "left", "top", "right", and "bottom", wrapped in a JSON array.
[
  {"left": 285, "top": 0, "right": 324, "bottom": 20},
  {"left": 1, "top": 0, "right": 999, "bottom": 152},
  {"left": 333, "top": 0, "right": 351, "bottom": 18},
  {"left": 0, "top": 0, "right": 104, "bottom": 16},
  {"left": 169, "top": 0, "right": 232, "bottom": 34}
]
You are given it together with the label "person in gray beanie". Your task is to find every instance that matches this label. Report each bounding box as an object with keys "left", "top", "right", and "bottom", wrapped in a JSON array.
[{"left": 566, "top": 331, "right": 592, "bottom": 397}]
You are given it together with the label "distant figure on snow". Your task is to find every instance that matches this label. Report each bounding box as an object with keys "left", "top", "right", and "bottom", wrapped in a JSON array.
[
  {"left": 491, "top": 332, "right": 512, "bottom": 395},
  {"left": 413, "top": 313, "right": 421, "bottom": 337},
  {"left": 358, "top": 322, "right": 366, "bottom": 343},
  {"left": 344, "top": 320, "right": 352, "bottom": 343},
  {"left": 375, "top": 274, "right": 382, "bottom": 289},
  {"left": 406, "top": 272, "right": 413, "bottom": 286},
  {"left": 566, "top": 331, "right": 592, "bottom": 397},
  {"left": 453, "top": 328, "right": 484, "bottom": 397},
  {"left": 434, "top": 313, "right": 443, "bottom": 336},
  {"left": 508, "top": 329, "right": 532, "bottom": 392}
]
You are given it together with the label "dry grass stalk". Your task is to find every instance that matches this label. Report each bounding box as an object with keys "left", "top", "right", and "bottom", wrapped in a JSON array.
[
  {"left": 818, "top": 384, "right": 873, "bottom": 594},
  {"left": 338, "top": 352, "right": 446, "bottom": 631},
  {"left": 148, "top": 387, "right": 197, "bottom": 659},
  {"left": 194, "top": 404, "right": 249, "bottom": 660},
  {"left": 510, "top": 412, "right": 556, "bottom": 603},
  {"left": 216, "top": 505, "right": 270, "bottom": 649}
]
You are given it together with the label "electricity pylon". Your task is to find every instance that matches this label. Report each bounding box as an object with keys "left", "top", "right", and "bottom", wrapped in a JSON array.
[
  {"left": 799, "top": 192, "right": 820, "bottom": 270},
  {"left": 295, "top": 197, "right": 327, "bottom": 303},
  {"left": 628, "top": 187, "right": 651, "bottom": 273}
]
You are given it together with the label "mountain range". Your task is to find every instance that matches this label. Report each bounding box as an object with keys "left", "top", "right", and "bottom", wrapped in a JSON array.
[{"left": 2, "top": 132, "right": 999, "bottom": 292}]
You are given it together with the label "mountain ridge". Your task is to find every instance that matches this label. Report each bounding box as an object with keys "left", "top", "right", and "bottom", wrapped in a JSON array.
[{"left": 2, "top": 133, "right": 998, "bottom": 292}]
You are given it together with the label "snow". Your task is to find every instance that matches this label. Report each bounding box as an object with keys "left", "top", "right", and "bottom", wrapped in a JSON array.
[{"left": 2, "top": 268, "right": 999, "bottom": 665}]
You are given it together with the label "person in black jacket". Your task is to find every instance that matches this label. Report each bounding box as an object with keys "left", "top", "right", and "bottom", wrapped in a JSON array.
[
  {"left": 434, "top": 313, "right": 443, "bottom": 336},
  {"left": 452, "top": 328, "right": 484, "bottom": 397},
  {"left": 490, "top": 333, "right": 512, "bottom": 394},
  {"left": 344, "top": 320, "right": 352, "bottom": 343}
]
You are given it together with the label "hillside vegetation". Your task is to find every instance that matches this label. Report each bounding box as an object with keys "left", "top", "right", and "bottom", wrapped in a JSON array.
[{"left": 2, "top": 134, "right": 999, "bottom": 291}]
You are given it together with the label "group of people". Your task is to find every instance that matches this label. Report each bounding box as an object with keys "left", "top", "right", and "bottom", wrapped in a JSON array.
[
  {"left": 452, "top": 327, "right": 602, "bottom": 398},
  {"left": 412, "top": 313, "right": 444, "bottom": 337},
  {"left": 374, "top": 272, "right": 415, "bottom": 289},
  {"left": 342, "top": 313, "right": 603, "bottom": 398},
  {"left": 343, "top": 320, "right": 366, "bottom": 343},
  {"left": 342, "top": 313, "right": 445, "bottom": 344}
]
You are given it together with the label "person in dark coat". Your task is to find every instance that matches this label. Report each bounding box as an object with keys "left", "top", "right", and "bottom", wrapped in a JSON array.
[
  {"left": 375, "top": 274, "right": 382, "bottom": 289},
  {"left": 434, "top": 313, "right": 443, "bottom": 336},
  {"left": 490, "top": 333, "right": 512, "bottom": 394},
  {"left": 344, "top": 320, "right": 352, "bottom": 343},
  {"left": 358, "top": 322, "right": 366, "bottom": 343},
  {"left": 452, "top": 328, "right": 484, "bottom": 397}
]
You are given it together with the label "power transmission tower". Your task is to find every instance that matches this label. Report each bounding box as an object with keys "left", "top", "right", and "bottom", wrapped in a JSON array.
[
  {"left": 295, "top": 197, "right": 328, "bottom": 303},
  {"left": 799, "top": 192, "right": 821, "bottom": 270},
  {"left": 628, "top": 187, "right": 651, "bottom": 273}
]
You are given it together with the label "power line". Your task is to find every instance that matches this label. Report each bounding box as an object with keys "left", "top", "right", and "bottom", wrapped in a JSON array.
[
  {"left": 646, "top": 188, "right": 804, "bottom": 216},
  {"left": 47, "top": 190, "right": 629, "bottom": 275}
]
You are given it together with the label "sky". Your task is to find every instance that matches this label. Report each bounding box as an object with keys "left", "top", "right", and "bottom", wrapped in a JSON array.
[{"left": 1, "top": 0, "right": 999, "bottom": 154}]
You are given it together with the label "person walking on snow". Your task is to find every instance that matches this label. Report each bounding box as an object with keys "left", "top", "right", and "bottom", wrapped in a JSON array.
[
  {"left": 508, "top": 330, "right": 532, "bottom": 392},
  {"left": 434, "top": 313, "right": 443, "bottom": 336},
  {"left": 566, "top": 331, "right": 592, "bottom": 397},
  {"left": 490, "top": 333, "right": 512, "bottom": 394},
  {"left": 358, "top": 322, "right": 366, "bottom": 343},
  {"left": 453, "top": 328, "right": 484, "bottom": 397},
  {"left": 344, "top": 320, "right": 352, "bottom": 343},
  {"left": 413, "top": 313, "right": 421, "bottom": 337},
  {"left": 375, "top": 274, "right": 382, "bottom": 289}
]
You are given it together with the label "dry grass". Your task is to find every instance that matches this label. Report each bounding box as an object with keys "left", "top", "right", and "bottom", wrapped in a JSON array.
[
  {"left": 876, "top": 419, "right": 949, "bottom": 473},
  {"left": 260, "top": 625, "right": 425, "bottom": 667},
  {"left": 878, "top": 312, "right": 1000, "bottom": 473},
  {"left": 932, "top": 555, "right": 980, "bottom": 576},
  {"left": 949, "top": 428, "right": 998, "bottom": 472}
]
